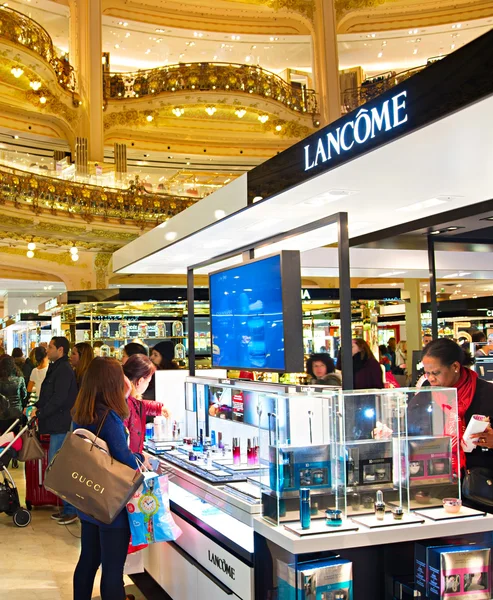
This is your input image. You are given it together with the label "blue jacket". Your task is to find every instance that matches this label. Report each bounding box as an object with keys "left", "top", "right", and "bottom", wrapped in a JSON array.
[{"left": 73, "top": 409, "right": 142, "bottom": 528}]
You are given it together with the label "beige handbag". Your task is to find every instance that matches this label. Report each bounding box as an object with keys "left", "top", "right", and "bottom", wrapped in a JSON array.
[{"left": 44, "top": 412, "right": 144, "bottom": 524}]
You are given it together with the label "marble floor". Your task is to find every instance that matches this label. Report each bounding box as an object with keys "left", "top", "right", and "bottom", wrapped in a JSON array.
[{"left": 0, "top": 464, "right": 146, "bottom": 600}]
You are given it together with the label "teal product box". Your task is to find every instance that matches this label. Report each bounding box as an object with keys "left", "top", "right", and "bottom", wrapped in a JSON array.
[
  {"left": 277, "top": 560, "right": 297, "bottom": 600},
  {"left": 269, "top": 444, "right": 331, "bottom": 493},
  {"left": 428, "top": 546, "right": 491, "bottom": 600},
  {"left": 296, "top": 558, "right": 353, "bottom": 599}
]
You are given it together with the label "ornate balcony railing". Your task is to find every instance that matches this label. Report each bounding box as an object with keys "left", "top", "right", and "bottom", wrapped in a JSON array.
[
  {"left": 104, "top": 62, "right": 319, "bottom": 115},
  {"left": 0, "top": 165, "right": 195, "bottom": 227},
  {"left": 0, "top": 5, "right": 76, "bottom": 92},
  {"left": 341, "top": 57, "right": 445, "bottom": 113}
]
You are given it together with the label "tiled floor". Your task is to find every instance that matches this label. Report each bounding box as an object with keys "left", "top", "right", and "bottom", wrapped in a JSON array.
[{"left": 0, "top": 463, "right": 146, "bottom": 600}]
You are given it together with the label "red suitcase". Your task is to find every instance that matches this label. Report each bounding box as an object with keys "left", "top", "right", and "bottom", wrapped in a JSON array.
[{"left": 25, "top": 434, "right": 59, "bottom": 510}]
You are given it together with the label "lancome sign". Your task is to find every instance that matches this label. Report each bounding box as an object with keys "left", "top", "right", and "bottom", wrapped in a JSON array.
[{"left": 304, "top": 91, "right": 408, "bottom": 171}]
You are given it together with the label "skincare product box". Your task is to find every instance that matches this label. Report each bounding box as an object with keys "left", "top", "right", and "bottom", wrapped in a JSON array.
[
  {"left": 277, "top": 560, "right": 297, "bottom": 600},
  {"left": 395, "top": 436, "right": 453, "bottom": 487},
  {"left": 428, "top": 546, "right": 491, "bottom": 600},
  {"left": 346, "top": 440, "right": 392, "bottom": 488},
  {"left": 295, "top": 558, "right": 353, "bottom": 600},
  {"left": 269, "top": 444, "right": 331, "bottom": 493}
]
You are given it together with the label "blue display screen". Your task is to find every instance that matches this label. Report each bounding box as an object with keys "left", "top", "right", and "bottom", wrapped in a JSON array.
[{"left": 210, "top": 255, "right": 285, "bottom": 370}]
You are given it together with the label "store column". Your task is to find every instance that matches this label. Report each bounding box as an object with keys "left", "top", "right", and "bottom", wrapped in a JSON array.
[
  {"left": 403, "top": 280, "right": 422, "bottom": 384},
  {"left": 311, "top": 0, "right": 341, "bottom": 127},
  {"left": 68, "top": 0, "right": 104, "bottom": 162}
]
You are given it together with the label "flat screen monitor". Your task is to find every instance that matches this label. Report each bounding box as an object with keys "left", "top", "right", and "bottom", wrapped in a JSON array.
[{"left": 209, "top": 251, "right": 304, "bottom": 372}]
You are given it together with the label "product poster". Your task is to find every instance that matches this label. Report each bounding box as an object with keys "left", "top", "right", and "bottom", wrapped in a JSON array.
[{"left": 232, "top": 390, "right": 244, "bottom": 422}]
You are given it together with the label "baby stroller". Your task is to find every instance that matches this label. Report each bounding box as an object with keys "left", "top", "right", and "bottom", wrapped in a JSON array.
[{"left": 0, "top": 418, "right": 32, "bottom": 527}]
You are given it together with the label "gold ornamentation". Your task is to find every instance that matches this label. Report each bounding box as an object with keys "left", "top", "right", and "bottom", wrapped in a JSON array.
[
  {"left": 0, "top": 246, "right": 88, "bottom": 267},
  {"left": 105, "top": 62, "right": 318, "bottom": 116},
  {"left": 0, "top": 165, "right": 195, "bottom": 227},
  {"left": 0, "top": 5, "right": 76, "bottom": 91},
  {"left": 266, "top": 0, "right": 314, "bottom": 19},
  {"left": 94, "top": 252, "right": 112, "bottom": 289},
  {"left": 335, "top": 0, "right": 397, "bottom": 18},
  {"left": 24, "top": 89, "right": 79, "bottom": 126}
]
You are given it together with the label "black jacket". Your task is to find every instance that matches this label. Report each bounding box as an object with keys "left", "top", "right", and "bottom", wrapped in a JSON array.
[
  {"left": 464, "top": 378, "right": 493, "bottom": 471},
  {"left": 37, "top": 355, "right": 78, "bottom": 435}
]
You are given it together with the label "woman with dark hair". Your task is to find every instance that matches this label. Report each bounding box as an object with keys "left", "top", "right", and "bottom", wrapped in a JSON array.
[
  {"left": 27, "top": 346, "right": 49, "bottom": 395},
  {"left": 417, "top": 340, "right": 492, "bottom": 483},
  {"left": 123, "top": 354, "right": 169, "bottom": 454},
  {"left": 12, "top": 347, "right": 34, "bottom": 386},
  {"left": 352, "top": 339, "right": 384, "bottom": 390},
  {"left": 0, "top": 355, "right": 27, "bottom": 413},
  {"left": 150, "top": 341, "right": 177, "bottom": 371},
  {"left": 121, "top": 342, "right": 148, "bottom": 366},
  {"left": 72, "top": 357, "right": 139, "bottom": 600},
  {"left": 70, "top": 342, "right": 94, "bottom": 387},
  {"left": 306, "top": 353, "right": 341, "bottom": 386},
  {"left": 144, "top": 341, "right": 178, "bottom": 401}
]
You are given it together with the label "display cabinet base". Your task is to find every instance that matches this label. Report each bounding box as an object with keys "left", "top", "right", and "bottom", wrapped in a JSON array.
[
  {"left": 413, "top": 505, "right": 486, "bottom": 521},
  {"left": 351, "top": 512, "right": 425, "bottom": 529},
  {"left": 283, "top": 518, "right": 359, "bottom": 536}
]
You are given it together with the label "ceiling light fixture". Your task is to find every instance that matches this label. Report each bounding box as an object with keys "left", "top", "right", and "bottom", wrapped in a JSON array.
[
  {"left": 205, "top": 106, "right": 216, "bottom": 116},
  {"left": 258, "top": 114, "right": 269, "bottom": 123},
  {"left": 26, "top": 250, "right": 34, "bottom": 259},
  {"left": 11, "top": 67, "right": 23, "bottom": 78},
  {"left": 39, "top": 96, "right": 47, "bottom": 104},
  {"left": 27, "top": 241, "right": 36, "bottom": 251},
  {"left": 172, "top": 107, "right": 184, "bottom": 117},
  {"left": 275, "top": 124, "right": 282, "bottom": 131},
  {"left": 71, "top": 253, "right": 79, "bottom": 262},
  {"left": 70, "top": 245, "right": 78, "bottom": 255},
  {"left": 146, "top": 114, "right": 154, "bottom": 122},
  {"left": 30, "top": 80, "right": 41, "bottom": 90},
  {"left": 214, "top": 209, "right": 226, "bottom": 220},
  {"left": 165, "top": 231, "right": 178, "bottom": 241},
  {"left": 235, "top": 109, "right": 246, "bottom": 118}
]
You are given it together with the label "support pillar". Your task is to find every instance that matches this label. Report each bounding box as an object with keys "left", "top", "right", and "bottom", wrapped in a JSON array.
[
  {"left": 68, "top": 0, "right": 104, "bottom": 162},
  {"left": 311, "top": 0, "right": 341, "bottom": 127},
  {"left": 403, "top": 279, "right": 422, "bottom": 382}
]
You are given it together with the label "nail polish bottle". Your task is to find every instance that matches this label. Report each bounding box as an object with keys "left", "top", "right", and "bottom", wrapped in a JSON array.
[
  {"left": 232, "top": 438, "right": 241, "bottom": 465},
  {"left": 374, "top": 489, "right": 386, "bottom": 521},
  {"left": 299, "top": 488, "right": 311, "bottom": 530},
  {"left": 247, "top": 439, "right": 255, "bottom": 465}
]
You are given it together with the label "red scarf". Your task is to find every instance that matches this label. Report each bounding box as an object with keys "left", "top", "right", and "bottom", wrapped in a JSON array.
[{"left": 435, "top": 367, "right": 477, "bottom": 470}]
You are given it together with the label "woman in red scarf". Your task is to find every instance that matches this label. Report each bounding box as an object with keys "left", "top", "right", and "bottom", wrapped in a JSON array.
[{"left": 422, "top": 339, "right": 493, "bottom": 510}]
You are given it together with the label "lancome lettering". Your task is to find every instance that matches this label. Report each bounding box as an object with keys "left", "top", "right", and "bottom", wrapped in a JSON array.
[
  {"left": 208, "top": 551, "right": 236, "bottom": 580},
  {"left": 304, "top": 91, "right": 408, "bottom": 171},
  {"left": 72, "top": 472, "right": 105, "bottom": 494}
]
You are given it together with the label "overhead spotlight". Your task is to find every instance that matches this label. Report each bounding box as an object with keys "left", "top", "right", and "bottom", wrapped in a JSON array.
[
  {"left": 258, "top": 114, "right": 269, "bottom": 123},
  {"left": 30, "top": 80, "right": 41, "bottom": 90},
  {"left": 146, "top": 114, "right": 154, "bottom": 122},
  {"left": 172, "top": 107, "right": 185, "bottom": 117},
  {"left": 205, "top": 106, "right": 216, "bottom": 116},
  {"left": 39, "top": 96, "right": 47, "bottom": 104},
  {"left": 235, "top": 109, "right": 246, "bottom": 118},
  {"left": 11, "top": 67, "right": 24, "bottom": 78}
]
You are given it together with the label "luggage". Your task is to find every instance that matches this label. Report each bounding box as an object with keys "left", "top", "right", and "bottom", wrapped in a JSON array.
[{"left": 25, "top": 434, "right": 59, "bottom": 509}]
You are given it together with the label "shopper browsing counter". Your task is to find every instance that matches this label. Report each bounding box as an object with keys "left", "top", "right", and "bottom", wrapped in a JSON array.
[{"left": 306, "top": 353, "right": 341, "bottom": 386}]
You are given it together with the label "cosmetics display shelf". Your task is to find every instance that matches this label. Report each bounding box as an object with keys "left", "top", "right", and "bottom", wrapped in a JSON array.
[
  {"left": 158, "top": 447, "right": 262, "bottom": 485},
  {"left": 253, "top": 511, "right": 493, "bottom": 555}
]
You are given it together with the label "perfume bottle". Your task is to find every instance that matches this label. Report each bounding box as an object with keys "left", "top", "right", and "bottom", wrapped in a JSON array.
[
  {"left": 100, "top": 344, "right": 111, "bottom": 357},
  {"left": 138, "top": 322, "right": 148, "bottom": 338},
  {"left": 247, "top": 439, "right": 255, "bottom": 465},
  {"left": 374, "top": 489, "right": 386, "bottom": 521},
  {"left": 174, "top": 342, "right": 186, "bottom": 360},
  {"left": 254, "top": 437, "right": 259, "bottom": 465},
  {"left": 119, "top": 321, "right": 128, "bottom": 339},
  {"left": 99, "top": 321, "right": 110, "bottom": 339},
  {"left": 155, "top": 321, "right": 166, "bottom": 338},
  {"left": 232, "top": 438, "right": 241, "bottom": 465},
  {"left": 299, "top": 488, "right": 311, "bottom": 530},
  {"left": 172, "top": 321, "right": 183, "bottom": 337}
]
